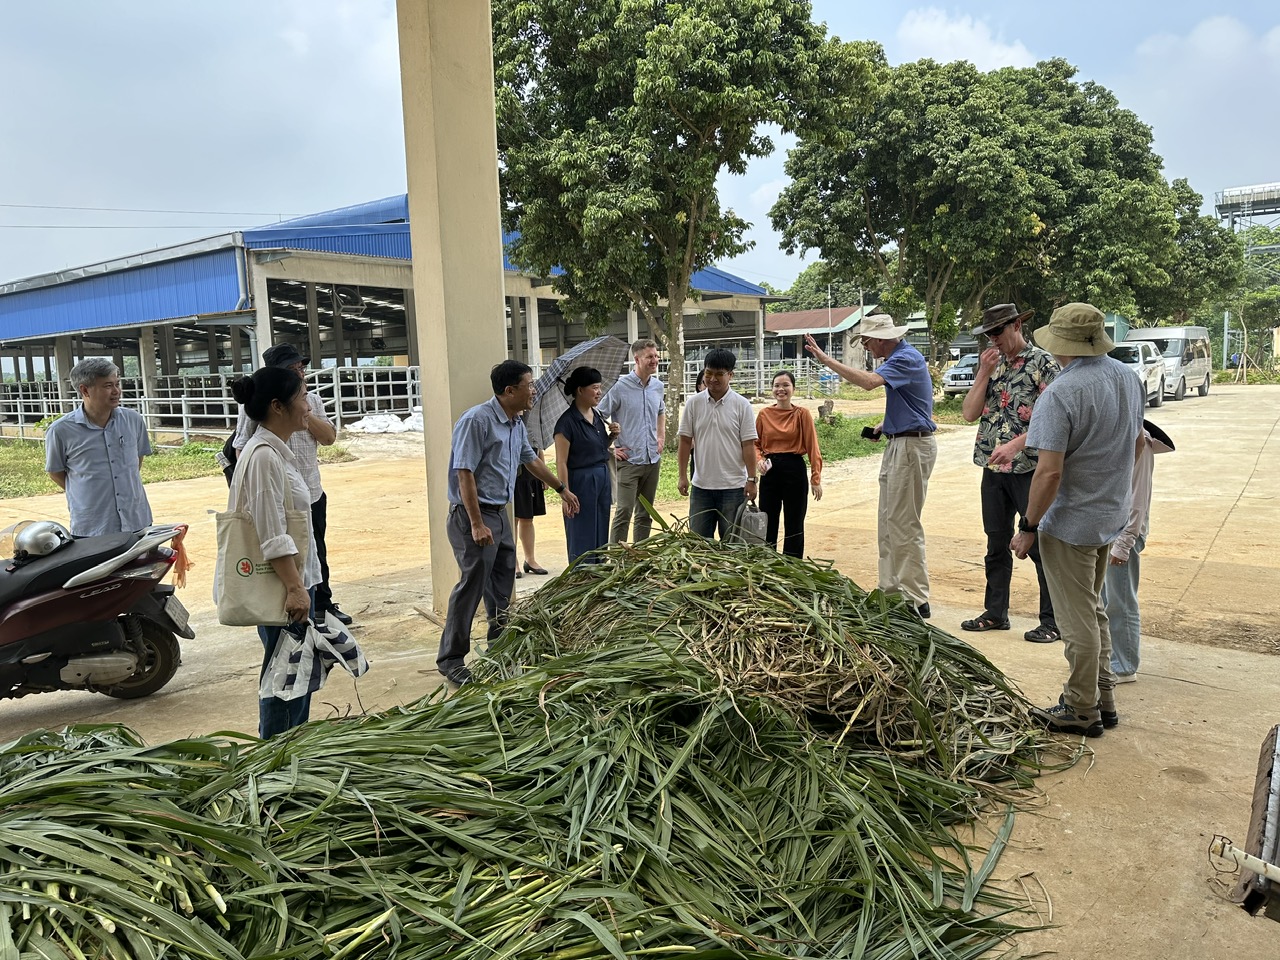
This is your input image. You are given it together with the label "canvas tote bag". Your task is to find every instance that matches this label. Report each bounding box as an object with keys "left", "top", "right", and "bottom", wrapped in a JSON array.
[{"left": 215, "top": 439, "right": 310, "bottom": 627}]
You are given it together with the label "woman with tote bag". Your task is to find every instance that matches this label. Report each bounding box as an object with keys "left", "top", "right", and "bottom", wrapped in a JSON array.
[{"left": 219, "top": 366, "right": 320, "bottom": 738}]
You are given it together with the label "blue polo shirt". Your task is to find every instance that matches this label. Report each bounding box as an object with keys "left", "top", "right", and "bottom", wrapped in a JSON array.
[
  {"left": 877, "top": 341, "right": 936, "bottom": 435},
  {"left": 44, "top": 406, "right": 153, "bottom": 536},
  {"left": 447, "top": 397, "right": 538, "bottom": 507}
]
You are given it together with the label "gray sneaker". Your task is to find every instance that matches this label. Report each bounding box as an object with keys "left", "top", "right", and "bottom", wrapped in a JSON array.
[{"left": 1032, "top": 697, "right": 1104, "bottom": 738}]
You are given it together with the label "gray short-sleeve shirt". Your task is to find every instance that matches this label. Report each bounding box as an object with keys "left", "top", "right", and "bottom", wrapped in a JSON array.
[
  {"left": 1026, "top": 355, "right": 1144, "bottom": 545},
  {"left": 678, "top": 389, "right": 757, "bottom": 490}
]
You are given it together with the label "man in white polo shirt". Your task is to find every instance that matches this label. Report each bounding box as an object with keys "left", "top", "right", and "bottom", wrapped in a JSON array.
[{"left": 676, "top": 347, "right": 758, "bottom": 540}]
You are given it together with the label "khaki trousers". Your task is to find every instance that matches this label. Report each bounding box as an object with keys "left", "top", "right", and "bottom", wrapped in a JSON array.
[
  {"left": 877, "top": 435, "right": 936, "bottom": 606},
  {"left": 1039, "top": 532, "right": 1116, "bottom": 711}
]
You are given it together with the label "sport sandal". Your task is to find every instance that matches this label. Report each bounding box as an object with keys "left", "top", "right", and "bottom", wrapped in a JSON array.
[
  {"left": 1024, "top": 623, "right": 1061, "bottom": 643},
  {"left": 961, "top": 614, "right": 1010, "bottom": 632}
]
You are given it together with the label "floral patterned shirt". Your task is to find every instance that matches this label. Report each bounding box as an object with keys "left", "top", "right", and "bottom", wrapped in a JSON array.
[{"left": 972, "top": 345, "right": 1059, "bottom": 473}]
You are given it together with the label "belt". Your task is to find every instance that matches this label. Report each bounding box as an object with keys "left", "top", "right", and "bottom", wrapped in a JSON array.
[
  {"left": 451, "top": 503, "right": 506, "bottom": 513},
  {"left": 883, "top": 430, "right": 931, "bottom": 439}
]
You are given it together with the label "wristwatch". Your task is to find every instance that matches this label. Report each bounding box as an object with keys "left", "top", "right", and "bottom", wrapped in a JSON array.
[
  {"left": 1018, "top": 516, "right": 1038, "bottom": 533},
  {"left": 555, "top": 482, "right": 566, "bottom": 494}
]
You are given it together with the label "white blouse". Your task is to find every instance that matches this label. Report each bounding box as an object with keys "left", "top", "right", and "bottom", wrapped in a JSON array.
[{"left": 231, "top": 430, "right": 321, "bottom": 589}]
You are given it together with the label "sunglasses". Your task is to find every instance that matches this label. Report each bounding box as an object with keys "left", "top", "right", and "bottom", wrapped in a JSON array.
[{"left": 982, "top": 323, "right": 1013, "bottom": 339}]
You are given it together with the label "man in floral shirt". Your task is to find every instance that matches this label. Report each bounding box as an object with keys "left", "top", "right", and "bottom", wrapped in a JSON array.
[{"left": 959, "top": 304, "right": 1060, "bottom": 641}]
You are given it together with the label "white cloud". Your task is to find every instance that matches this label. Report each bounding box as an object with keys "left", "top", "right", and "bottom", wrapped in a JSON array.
[
  {"left": 1118, "top": 16, "right": 1280, "bottom": 196},
  {"left": 894, "top": 8, "right": 1036, "bottom": 69},
  {"left": 749, "top": 177, "right": 790, "bottom": 211}
]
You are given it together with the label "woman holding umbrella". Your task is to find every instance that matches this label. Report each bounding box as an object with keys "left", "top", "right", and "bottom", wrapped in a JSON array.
[{"left": 554, "top": 367, "right": 613, "bottom": 564}]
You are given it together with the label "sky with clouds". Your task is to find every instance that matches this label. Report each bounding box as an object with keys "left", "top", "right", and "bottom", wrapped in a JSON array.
[{"left": 1, "top": 2, "right": 1277, "bottom": 291}]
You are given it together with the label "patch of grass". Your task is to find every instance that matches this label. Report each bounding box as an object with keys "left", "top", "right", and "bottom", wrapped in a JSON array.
[
  {"left": 1214, "top": 367, "right": 1280, "bottom": 385},
  {"left": 931, "top": 395, "right": 974, "bottom": 425},
  {"left": 318, "top": 442, "right": 357, "bottom": 464},
  {"left": 0, "top": 439, "right": 225, "bottom": 500}
]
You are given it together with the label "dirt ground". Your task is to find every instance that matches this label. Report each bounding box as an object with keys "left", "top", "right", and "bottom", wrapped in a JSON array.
[{"left": 2, "top": 383, "right": 1278, "bottom": 958}]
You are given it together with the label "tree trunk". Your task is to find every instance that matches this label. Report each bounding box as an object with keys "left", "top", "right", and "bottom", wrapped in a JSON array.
[{"left": 661, "top": 294, "right": 687, "bottom": 451}]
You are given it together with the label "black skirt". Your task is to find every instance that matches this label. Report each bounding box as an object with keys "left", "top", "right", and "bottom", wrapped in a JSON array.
[{"left": 513, "top": 465, "right": 546, "bottom": 519}]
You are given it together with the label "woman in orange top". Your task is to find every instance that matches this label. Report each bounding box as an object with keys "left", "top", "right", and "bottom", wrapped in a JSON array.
[{"left": 755, "top": 370, "right": 823, "bottom": 557}]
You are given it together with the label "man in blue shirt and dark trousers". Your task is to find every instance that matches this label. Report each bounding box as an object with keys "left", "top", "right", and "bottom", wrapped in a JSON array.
[
  {"left": 805, "top": 315, "right": 937, "bottom": 618},
  {"left": 436, "top": 360, "right": 579, "bottom": 686}
]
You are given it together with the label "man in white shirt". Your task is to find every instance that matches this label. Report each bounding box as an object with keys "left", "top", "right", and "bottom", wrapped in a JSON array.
[{"left": 676, "top": 348, "right": 758, "bottom": 540}]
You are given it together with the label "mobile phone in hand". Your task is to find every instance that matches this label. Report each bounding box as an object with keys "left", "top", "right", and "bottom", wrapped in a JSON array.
[{"left": 861, "top": 425, "right": 880, "bottom": 440}]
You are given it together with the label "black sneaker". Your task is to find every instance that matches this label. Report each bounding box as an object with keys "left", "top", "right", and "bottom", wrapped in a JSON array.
[
  {"left": 326, "top": 605, "right": 354, "bottom": 626},
  {"left": 443, "top": 665, "right": 473, "bottom": 686},
  {"left": 1031, "top": 697, "right": 1103, "bottom": 738},
  {"left": 916, "top": 603, "right": 931, "bottom": 620},
  {"left": 1098, "top": 703, "right": 1119, "bottom": 729}
]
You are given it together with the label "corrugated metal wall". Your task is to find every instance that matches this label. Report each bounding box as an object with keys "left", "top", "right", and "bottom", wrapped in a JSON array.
[{"left": 0, "top": 248, "right": 242, "bottom": 340}]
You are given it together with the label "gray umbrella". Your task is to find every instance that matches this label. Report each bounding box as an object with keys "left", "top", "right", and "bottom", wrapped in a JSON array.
[{"left": 526, "top": 335, "right": 632, "bottom": 449}]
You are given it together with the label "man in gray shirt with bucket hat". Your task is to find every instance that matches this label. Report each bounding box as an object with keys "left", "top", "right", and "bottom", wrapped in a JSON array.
[{"left": 1010, "top": 303, "right": 1144, "bottom": 738}]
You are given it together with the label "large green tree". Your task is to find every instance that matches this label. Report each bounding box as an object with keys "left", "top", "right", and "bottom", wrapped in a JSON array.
[
  {"left": 770, "top": 56, "right": 1180, "bottom": 356},
  {"left": 1129, "top": 179, "right": 1243, "bottom": 326},
  {"left": 493, "top": 0, "right": 876, "bottom": 432}
]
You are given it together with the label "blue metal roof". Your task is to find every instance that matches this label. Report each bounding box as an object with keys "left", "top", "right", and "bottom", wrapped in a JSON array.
[
  {"left": 1, "top": 194, "right": 767, "bottom": 342},
  {"left": 0, "top": 247, "right": 242, "bottom": 341}
]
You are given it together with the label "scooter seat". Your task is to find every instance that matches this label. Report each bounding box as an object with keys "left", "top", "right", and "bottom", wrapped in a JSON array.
[{"left": 0, "top": 533, "right": 138, "bottom": 607}]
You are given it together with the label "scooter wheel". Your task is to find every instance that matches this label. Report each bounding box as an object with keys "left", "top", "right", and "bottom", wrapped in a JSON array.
[{"left": 100, "top": 621, "right": 181, "bottom": 700}]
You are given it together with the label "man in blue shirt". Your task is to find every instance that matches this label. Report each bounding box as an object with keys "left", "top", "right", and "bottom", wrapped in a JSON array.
[
  {"left": 598, "top": 338, "right": 666, "bottom": 543},
  {"left": 805, "top": 314, "right": 937, "bottom": 617},
  {"left": 437, "top": 360, "right": 579, "bottom": 685},
  {"left": 45, "top": 358, "right": 153, "bottom": 537}
]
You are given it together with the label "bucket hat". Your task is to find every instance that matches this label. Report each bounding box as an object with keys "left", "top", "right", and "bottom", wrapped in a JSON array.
[
  {"left": 972, "top": 303, "right": 1033, "bottom": 337},
  {"left": 1033, "top": 302, "right": 1113, "bottom": 357},
  {"left": 857, "top": 312, "right": 909, "bottom": 339}
]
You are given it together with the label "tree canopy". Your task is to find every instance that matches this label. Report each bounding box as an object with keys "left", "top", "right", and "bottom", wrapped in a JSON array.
[
  {"left": 769, "top": 261, "right": 869, "bottom": 312},
  {"left": 493, "top": 0, "right": 877, "bottom": 429},
  {"left": 770, "top": 56, "right": 1195, "bottom": 355}
]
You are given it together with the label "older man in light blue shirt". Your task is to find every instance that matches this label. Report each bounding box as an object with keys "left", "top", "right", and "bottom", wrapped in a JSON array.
[
  {"left": 598, "top": 338, "right": 666, "bottom": 543},
  {"left": 437, "top": 360, "right": 579, "bottom": 686},
  {"left": 45, "top": 358, "right": 152, "bottom": 537}
]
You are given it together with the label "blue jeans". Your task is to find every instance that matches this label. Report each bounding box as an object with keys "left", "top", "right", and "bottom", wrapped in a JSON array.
[
  {"left": 689, "top": 486, "right": 745, "bottom": 540},
  {"left": 1102, "top": 534, "right": 1144, "bottom": 676},
  {"left": 257, "top": 587, "right": 316, "bottom": 739}
]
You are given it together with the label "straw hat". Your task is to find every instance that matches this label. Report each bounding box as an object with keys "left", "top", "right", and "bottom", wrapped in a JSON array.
[
  {"left": 1033, "top": 302, "right": 1113, "bottom": 357},
  {"left": 858, "top": 312, "right": 909, "bottom": 339}
]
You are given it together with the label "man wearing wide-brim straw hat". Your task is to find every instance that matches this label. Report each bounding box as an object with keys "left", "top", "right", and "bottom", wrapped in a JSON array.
[
  {"left": 1009, "top": 302, "right": 1145, "bottom": 737},
  {"left": 960, "top": 303, "right": 1061, "bottom": 643},
  {"left": 804, "top": 313, "right": 937, "bottom": 619}
]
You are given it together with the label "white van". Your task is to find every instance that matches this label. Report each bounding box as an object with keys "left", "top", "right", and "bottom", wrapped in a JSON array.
[{"left": 1124, "top": 326, "right": 1213, "bottom": 400}]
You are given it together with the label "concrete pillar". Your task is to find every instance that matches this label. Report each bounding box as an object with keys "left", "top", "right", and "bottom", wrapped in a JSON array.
[
  {"left": 526, "top": 296, "right": 541, "bottom": 370},
  {"left": 249, "top": 262, "right": 273, "bottom": 365},
  {"left": 54, "top": 336, "right": 74, "bottom": 400},
  {"left": 138, "top": 327, "right": 159, "bottom": 399},
  {"left": 23, "top": 347, "right": 35, "bottom": 382},
  {"left": 398, "top": 0, "right": 509, "bottom": 615},
  {"left": 626, "top": 305, "right": 639, "bottom": 345},
  {"left": 161, "top": 325, "right": 178, "bottom": 376},
  {"left": 506, "top": 296, "right": 519, "bottom": 360},
  {"left": 42, "top": 347, "right": 52, "bottom": 380},
  {"left": 229, "top": 326, "right": 244, "bottom": 372},
  {"left": 332, "top": 292, "right": 348, "bottom": 367},
  {"left": 306, "top": 283, "right": 322, "bottom": 367},
  {"left": 206, "top": 331, "right": 220, "bottom": 374},
  {"left": 404, "top": 288, "right": 421, "bottom": 366}
]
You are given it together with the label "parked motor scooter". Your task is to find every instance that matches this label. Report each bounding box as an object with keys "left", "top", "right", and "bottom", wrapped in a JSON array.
[{"left": 0, "top": 520, "right": 194, "bottom": 701}]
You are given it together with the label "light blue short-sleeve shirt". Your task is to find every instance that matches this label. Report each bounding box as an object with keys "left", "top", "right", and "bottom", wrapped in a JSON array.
[
  {"left": 45, "top": 406, "right": 153, "bottom": 536},
  {"left": 447, "top": 398, "right": 537, "bottom": 506},
  {"left": 1026, "top": 355, "right": 1144, "bottom": 546}
]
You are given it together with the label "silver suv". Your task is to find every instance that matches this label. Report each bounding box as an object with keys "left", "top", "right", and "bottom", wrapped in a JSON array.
[
  {"left": 942, "top": 354, "right": 980, "bottom": 396},
  {"left": 1108, "top": 342, "right": 1164, "bottom": 407}
]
